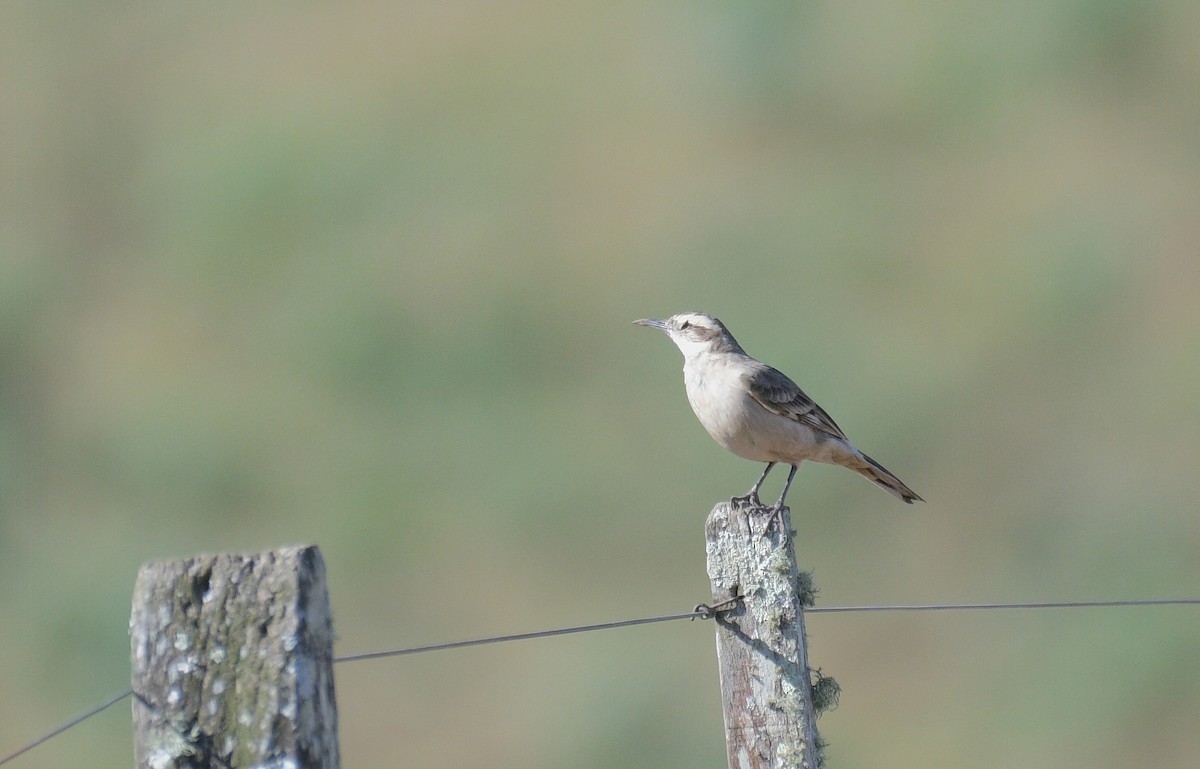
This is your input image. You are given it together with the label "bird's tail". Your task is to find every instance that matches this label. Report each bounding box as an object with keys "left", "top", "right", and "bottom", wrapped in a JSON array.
[{"left": 856, "top": 452, "right": 923, "bottom": 504}]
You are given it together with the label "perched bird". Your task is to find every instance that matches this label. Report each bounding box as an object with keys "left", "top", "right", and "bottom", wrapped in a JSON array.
[{"left": 635, "top": 312, "right": 922, "bottom": 511}]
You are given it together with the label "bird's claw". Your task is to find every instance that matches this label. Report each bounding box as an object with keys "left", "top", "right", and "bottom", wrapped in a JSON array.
[
  {"left": 730, "top": 496, "right": 790, "bottom": 542},
  {"left": 731, "top": 492, "right": 764, "bottom": 510},
  {"left": 760, "top": 504, "right": 790, "bottom": 543}
]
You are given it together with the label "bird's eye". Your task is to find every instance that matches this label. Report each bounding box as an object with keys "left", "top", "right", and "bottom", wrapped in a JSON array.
[{"left": 680, "top": 320, "right": 691, "bottom": 330}]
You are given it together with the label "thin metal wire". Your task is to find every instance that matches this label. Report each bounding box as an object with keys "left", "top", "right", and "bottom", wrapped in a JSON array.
[
  {"left": 0, "top": 689, "right": 132, "bottom": 766},
  {"left": 0, "top": 604, "right": 725, "bottom": 767},
  {"left": 3, "top": 596, "right": 1197, "bottom": 767},
  {"left": 334, "top": 605, "right": 722, "bottom": 664},
  {"left": 806, "top": 597, "right": 1200, "bottom": 613}
]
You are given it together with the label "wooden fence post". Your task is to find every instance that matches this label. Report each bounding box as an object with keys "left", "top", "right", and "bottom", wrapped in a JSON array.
[
  {"left": 706, "top": 501, "right": 825, "bottom": 769},
  {"left": 129, "top": 545, "right": 339, "bottom": 769}
]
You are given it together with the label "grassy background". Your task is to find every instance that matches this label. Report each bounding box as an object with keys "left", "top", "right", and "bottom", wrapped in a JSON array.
[{"left": 3, "top": 2, "right": 1199, "bottom": 768}]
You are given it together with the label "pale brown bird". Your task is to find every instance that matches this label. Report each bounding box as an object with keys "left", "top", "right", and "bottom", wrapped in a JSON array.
[{"left": 635, "top": 312, "right": 922, "bottom": 511}]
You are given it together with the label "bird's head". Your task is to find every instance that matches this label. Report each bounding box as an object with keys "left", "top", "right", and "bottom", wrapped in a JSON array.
[{"left": 633, "top": 312, "right": 745, "bottom": 357}]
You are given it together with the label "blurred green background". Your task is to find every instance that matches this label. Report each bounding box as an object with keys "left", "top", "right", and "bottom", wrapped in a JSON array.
[{"left": 3, "top": 2, "right": 1199, "bottom": 768}]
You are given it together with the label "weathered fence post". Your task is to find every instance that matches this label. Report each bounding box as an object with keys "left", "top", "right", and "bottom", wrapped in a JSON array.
[
  {"left": 129, "top": 545, "right": 339, "bottom": 769},
  {"left": 706, "top": 501, "right": 824, "bottom": 769}
]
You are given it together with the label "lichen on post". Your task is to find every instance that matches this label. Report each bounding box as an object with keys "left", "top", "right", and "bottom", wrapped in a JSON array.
[
  {"left": 129, "top": 545, "right": 339, "bottom": 769},
  {"left": 706, "top": 501, "right": 825, "bottom": 769}
]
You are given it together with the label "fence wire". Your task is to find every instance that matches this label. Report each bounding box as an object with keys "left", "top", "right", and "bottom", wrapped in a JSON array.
[{"left": 3, "top": 596, "right": 1198, "bottom": 767}]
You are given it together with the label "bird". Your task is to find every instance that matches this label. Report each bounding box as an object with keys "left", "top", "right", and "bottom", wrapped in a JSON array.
[{"left": 634, "top": 312, "right": 922, "bottom": 513}]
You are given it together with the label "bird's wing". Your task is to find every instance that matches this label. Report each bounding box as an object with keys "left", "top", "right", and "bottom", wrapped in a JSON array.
[{"left": 746, "top": 364, "right": 848, "bottom": 441}]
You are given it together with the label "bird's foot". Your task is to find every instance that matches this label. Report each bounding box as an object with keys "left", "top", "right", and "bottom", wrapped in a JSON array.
[
  {"left": 760, "top": 504, "right": 790, "bottom": 543},
  {"left": 730, "top": 494, "right": 790, "bottom": 541},
  {"left": 730, "top": 492, "right": 765, "bottom": 510}
]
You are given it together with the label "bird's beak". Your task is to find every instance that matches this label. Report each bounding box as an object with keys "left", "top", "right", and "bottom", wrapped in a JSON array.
[{"left": 634, "top": 318, "right": 669, "bottom": 331}]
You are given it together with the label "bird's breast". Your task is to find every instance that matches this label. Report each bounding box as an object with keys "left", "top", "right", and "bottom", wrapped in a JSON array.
[
  {"left": 682, "top": 359, "right": 769, "bottom": 461},
  {"left": 681, "top": 355, "right": 833, "bottom": 464}
]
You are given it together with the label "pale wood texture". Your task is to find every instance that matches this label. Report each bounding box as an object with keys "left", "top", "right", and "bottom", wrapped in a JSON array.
[
  {"left": 706, "top": 502, "right": 823, "bottom": 769},
  {"left": 129, "top": 545, "right": 339, "bottom": 769}
]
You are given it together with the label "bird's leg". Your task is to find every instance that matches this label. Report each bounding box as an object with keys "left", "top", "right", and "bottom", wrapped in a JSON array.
[
  {"left": 764, "top": 464, "right": 799, "bottom": 538},
  {"left": 771, "top": 464, "right": 799, "bottom": 511},
  {"left": 733, "top": 462, "right": 775, "bottom": 508}
]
